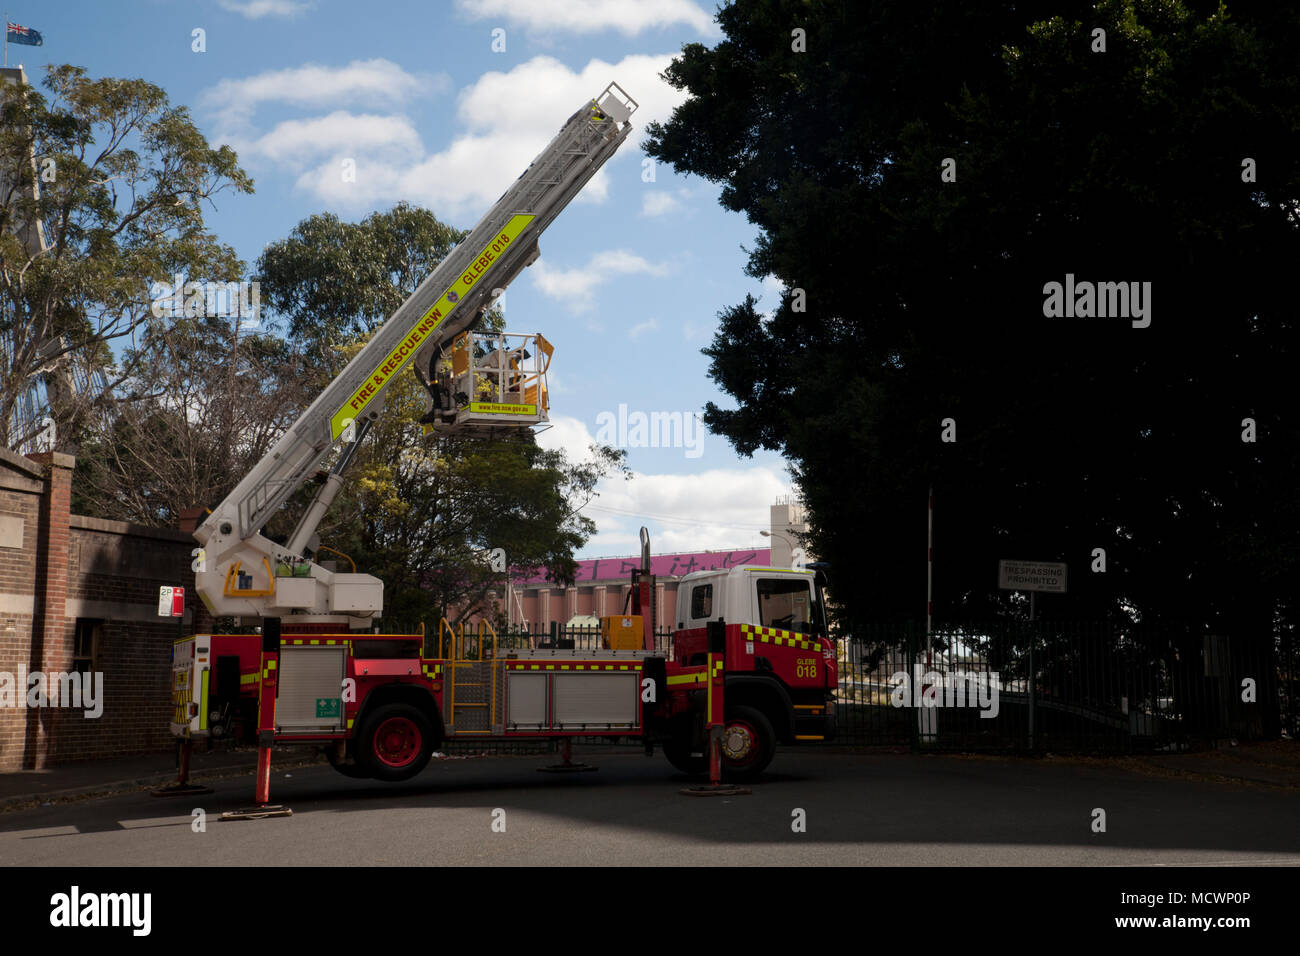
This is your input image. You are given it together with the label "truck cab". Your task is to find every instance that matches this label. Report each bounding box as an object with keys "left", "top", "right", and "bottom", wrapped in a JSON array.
[{"left": 660, "top": 565, "right": 837, "bottom": 778}]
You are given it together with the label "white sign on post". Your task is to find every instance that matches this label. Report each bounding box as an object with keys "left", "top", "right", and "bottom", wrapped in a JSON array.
[
  {"left": 997, "top": 560, "right": 1067, "bottom": 593},
  {"left": 158, "top": 586, "right": 185, "bottom": 617}
]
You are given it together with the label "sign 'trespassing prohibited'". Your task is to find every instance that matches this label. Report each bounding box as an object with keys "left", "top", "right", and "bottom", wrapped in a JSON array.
[{"left": 997, "top": 560, "right": 1067, "bottom": 593}]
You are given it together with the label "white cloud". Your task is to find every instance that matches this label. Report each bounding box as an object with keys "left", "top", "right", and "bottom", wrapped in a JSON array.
[
  {"left": 218, "top": 0, "right": 313, "bottom": 18},
  {"left": 531, "top": 249, "right": 669, "bottom": 312},
  {"left": 628, "top": 318, "right": 658, "bottom": 339},
  {"left": 456, "top": 0, "right": 717, "bottom": 37},
  {"left": 640, "top": 190, "right": 681, "bottom": 217},
  {"left": 683, "top": 319, "right": 711, "bottom": 341},
  {"left": 535, "top": 415, "right": 599, "bottom": 463},
  {"left": 247, "top": 112, "right": 422, "bottom": 165},
  {"left": 535, "top": 416, "right": 791, "bottom": 557},
  {"left": 201, "top": 53, "right": 690, "bottom": 219},
  {"left": 200, "top": 59, "right": 446, "bottom": 134},
  {"left": 389, "top": 54, "right": 689, "bottom": 218},
  {"left": 573, "top": 168, "right": 611, "bottom": 205},
  {"left": 758, "top": 274, "right": 784, "bottom": 320}
]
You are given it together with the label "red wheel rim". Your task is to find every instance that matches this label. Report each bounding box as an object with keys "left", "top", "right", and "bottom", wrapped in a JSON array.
[
  {"left": 373, "top": 716, "right": 422, "bottom": 768},
  {"left": 722, "top": 719, "right": 758, "bottom": 766}
]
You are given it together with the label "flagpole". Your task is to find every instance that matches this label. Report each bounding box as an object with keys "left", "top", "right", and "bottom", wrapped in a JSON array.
[{"left": 4, "top": 13, "right": 8, "bottom": 68}]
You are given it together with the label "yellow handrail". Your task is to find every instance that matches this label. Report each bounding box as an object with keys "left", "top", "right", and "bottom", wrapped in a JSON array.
[
  {"left": 223, "top": 558, "right": 276, "bottom": 598},
  {"left": 535, "top": 333, "right": 554, "bottom": 373},
  {"left": 316, "top": 545, "right": 356, "bottom": 573},
  {"left": 438, "top": 618, "right": 457, "bottom": 660},
  {"left": 479, "top": 620, "right": 499, "bottom": 724}
]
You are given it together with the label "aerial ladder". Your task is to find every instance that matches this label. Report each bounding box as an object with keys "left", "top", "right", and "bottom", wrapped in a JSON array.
[{"left": 191, "top": 83, "right": 638, "bottom": 627}]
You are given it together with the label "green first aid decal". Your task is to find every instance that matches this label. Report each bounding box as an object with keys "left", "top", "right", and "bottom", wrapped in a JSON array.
[
  {"left": 316, "top": 698, "right": 341, "bottom": 719},
  {"left": 330, "top": 213, "right": 535, "bottom": 440}
]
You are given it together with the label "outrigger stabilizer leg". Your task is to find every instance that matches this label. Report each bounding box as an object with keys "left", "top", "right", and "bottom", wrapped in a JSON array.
[
  {"left": 681, "top": 623, "right": 750, "bottom": 797},
  {"left": 151, "top": 738, "right": 214, "bottom": 797},
  {"left": 220, "top": 733, "right": 292, "bottom": 821},
  {"left": 538, "top": 737, "right": 598, "bottom": 773},
  {"left": 221, "top": 636, "right": 292, "bottom": 820}
]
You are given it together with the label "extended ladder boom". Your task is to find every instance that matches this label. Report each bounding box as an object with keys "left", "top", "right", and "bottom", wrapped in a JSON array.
[{"left": 194, "top": 83, "right": 637, "bottom": 624}]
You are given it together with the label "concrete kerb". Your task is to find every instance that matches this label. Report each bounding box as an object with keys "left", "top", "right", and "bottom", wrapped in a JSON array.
[{"left": 0, "top": 753, "right": 328, "bottom": 813}]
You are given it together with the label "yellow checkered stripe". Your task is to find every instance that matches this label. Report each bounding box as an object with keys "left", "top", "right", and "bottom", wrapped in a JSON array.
[
  {"left": 667, "top": 672, "right": 707, "bottom": 686},
  {"left": 506, "top": 663, "right": 638, "bottom": 672},
  {"left": 421, "top": 664, "right": 443, "bottom": 679},
  {"left": 283, "top": 638, "right": 351, "bottom": 646},
  {"left": 261, "top": 660, "right": 277, "bottom": 680},
  {"left": 741, "top": 624, "right": 820, "bottom": 651},
  {"left": 172, "top": 674, "right": 192, "bottom": 725}
]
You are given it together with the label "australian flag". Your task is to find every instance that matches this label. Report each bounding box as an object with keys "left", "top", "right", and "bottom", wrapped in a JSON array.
[{"left": 6, "top": 22, "right": 43, "bottom": 46}]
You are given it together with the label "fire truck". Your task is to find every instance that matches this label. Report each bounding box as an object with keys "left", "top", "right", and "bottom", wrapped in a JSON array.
[{"left": 168, "top": 84, "right": 836, "bottom": 803}]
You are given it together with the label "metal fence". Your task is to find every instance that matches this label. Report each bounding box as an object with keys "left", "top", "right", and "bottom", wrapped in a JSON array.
[
  {"left": 437, "top": 619, "right": 1297, "bottom": 753},
  {"left": 834, "top": 621, "right": 1298, "bottom": 752}
]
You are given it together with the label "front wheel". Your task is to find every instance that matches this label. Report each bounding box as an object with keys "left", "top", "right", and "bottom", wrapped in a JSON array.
[
  {"left": 663, "top": 706, "right": 777, "bottom": 781},
  {"left": 719, "top": 705, "right": 776, "bottom": 781},
  {"left": 663, "top": 738, "right": 707, "bottom": 776},
  {"left": 355, "top": 703, "right": 435, "bottom": 782}
]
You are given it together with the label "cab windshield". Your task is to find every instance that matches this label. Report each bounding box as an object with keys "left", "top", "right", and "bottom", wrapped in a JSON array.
[{"left": 756, "top": 578, "right": 814, "bottom": 633}]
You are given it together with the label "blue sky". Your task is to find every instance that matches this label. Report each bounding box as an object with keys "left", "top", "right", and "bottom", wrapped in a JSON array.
[{"left": 21, "top": 0, "right": 794, "bottom": 557}]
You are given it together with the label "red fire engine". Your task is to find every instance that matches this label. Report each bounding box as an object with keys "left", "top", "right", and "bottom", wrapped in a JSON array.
[{"left": 167, "top": 84, "right": 835, "bottom": 804}]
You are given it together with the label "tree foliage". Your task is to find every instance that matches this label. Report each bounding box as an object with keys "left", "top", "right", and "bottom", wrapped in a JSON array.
[
  {"left": 0, "top": 64, "right": 252, "bottom": 450},
  {"left": 73, "top": 313, "right": 302, "bottom": 525},
  {"left": 644, "top": 1, "right": 1300, "bottom": 636},
  {"left": 256, "top": 201, "right": 465, "bottom": 368}
]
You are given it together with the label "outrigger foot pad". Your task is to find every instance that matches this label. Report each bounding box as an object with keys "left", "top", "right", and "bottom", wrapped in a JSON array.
[
  {"left": 679, "top": 784, "right": 751, "bottom": 797},
  {"left": 219, "top": 805, "right": 293, "bottom": 821},
  {"left": 150, "top": 783, "right": 215, "bottom": 797}
]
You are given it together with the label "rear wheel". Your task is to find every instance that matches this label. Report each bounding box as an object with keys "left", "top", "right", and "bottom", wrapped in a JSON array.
[
  {"left": 355, "top": 703, "right": 434, "bottom": 782},
  {"left": 325, "top": 743, "right": 371, "bottom": 779}
]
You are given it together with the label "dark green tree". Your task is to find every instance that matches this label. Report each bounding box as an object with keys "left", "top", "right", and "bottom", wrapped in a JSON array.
[
  {"left": 256, "top": 201, "right": 465, "bottom": 368},
  {"left": 644, "top": 0, "right": 1299, "bottom": 650}
]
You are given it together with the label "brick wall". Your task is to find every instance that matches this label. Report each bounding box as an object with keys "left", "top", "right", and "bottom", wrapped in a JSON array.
[
  {"left": 60, "top": 515, "right": 212, "bottom": 762},
  {"left": 0, "top": 448, "right": 212, "bottom": 770},
  {"left": 0, "top": 449, "right": 45, "bottom": 771}
]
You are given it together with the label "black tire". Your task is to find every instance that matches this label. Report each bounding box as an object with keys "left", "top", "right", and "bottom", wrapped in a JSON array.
[
  {"left": 663, "top": 738, "right": 707, "bottom": 776},
  {"left": 354, "top": 703, "right": 435, "bottom": 782},
  {"left": 324, "top": 744, "right": 371, "bottom": 779},
  {"left": 720, "top": 705, "right": 776, "bottom": 781}
]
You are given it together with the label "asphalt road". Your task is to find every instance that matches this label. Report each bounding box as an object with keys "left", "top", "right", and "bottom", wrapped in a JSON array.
[{"left": 0, "top": 751, "right": 1296, "bottom": 866}]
